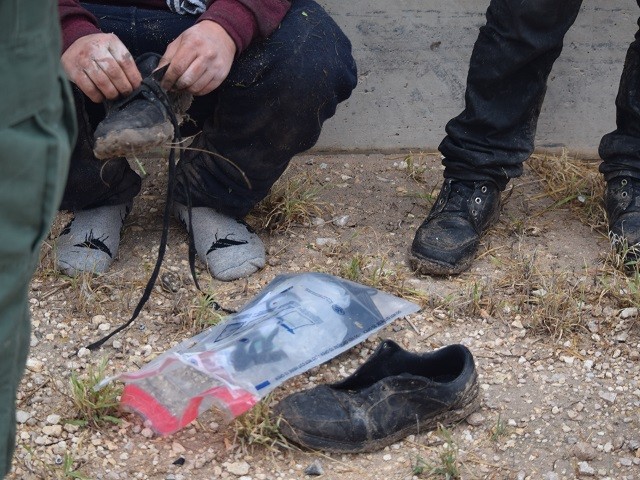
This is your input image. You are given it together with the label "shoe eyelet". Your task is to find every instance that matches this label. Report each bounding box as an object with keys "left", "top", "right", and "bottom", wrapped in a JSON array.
[
  {"left": 481, "top": 186, "right": 488, "bottom": 193},
  {"left": 475, "top": 197, "right": 482, "bottom": 204},
  {"left": 622, "top": 192, "right": 628, "bottom": 198},
  {"left": 472, "top": 210, "right": 478, "bottom": 216},
  {"left": 621, "top": 179, "right": 628, "bottom": 186},
  {"left": 438, "top": 199, "right": 444, "bottom": 204}
]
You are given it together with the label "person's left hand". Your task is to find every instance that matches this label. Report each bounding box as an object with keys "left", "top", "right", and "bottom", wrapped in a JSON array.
[{"left": 158, "top": 20, "right": 236, "bottom": 96}]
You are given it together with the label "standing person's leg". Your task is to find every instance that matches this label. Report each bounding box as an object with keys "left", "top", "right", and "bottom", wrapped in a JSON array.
[
  {"left": 410, "top": 0, "right": 583, "bottom": 276},
  {"left": 173, "top": 0, "right": 357, "bottom": 281},
  {"left": 599, "top": 2, "right": 640, "bottom": 261},
  {"left": 0, "top": 2, "right": 75, "bottom": 477}
]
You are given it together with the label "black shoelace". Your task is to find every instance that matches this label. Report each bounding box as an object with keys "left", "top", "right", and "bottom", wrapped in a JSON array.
[{"left": 86, "top": 66, "right": 233, "bottom": 351}]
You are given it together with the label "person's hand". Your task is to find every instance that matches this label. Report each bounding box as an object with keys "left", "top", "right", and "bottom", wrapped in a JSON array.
[
  {"left": 158, "top": 20, "right": 236, "bottom": 96},
  {"left": 61, "top": 33, "right": 142, "bottom": 103}
]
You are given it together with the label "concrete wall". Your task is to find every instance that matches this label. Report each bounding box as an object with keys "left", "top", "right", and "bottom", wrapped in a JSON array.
[{"left": 315, "top": 0, "right": 638, "bottom": 156}]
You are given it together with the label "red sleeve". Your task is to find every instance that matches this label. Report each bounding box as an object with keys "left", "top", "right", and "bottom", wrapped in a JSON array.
[
  {"left": 58, "top": 0, "right": 101, "bottom": 53},
  {"left": 199, "top": 0, "right": 291, "bottom": 54}
]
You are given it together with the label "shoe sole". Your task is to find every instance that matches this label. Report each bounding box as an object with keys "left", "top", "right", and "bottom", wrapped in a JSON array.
[
  {"left": 278, "top": 381, "right": 481, "bottom": 454},
  {"left": 408, "top": 249, "right": 474, "bottom": 276},
  {"left": 93, "top": 123, "right": 174, "bottom": 160}
]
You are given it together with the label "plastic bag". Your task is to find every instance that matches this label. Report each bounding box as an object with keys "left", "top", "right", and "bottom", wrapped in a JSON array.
[{"left": 114, "top": 272, "right": 420, "bottom": 435}]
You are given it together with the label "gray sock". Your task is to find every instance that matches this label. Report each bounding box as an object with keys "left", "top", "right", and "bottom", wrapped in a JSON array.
[
  {"left": 175, "top": 203, "right": 265, "bottom": 281},
  {"left": 55, "top": 204, "right": 130, "bottom": 276}
]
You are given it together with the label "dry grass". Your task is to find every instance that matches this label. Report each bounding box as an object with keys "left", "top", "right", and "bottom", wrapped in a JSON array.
[
  {"left": 232, "top": 395, "right": 291, "bottom": 451},
  {"left": 528, "top": 149, "right": 606, "bottom": 232},
  {"left": 254, "top": 172, "right": 327, "bottom": 231}
]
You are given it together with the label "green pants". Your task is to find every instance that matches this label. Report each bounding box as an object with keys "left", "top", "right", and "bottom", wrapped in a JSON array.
[{"left": 0, "top": 2, "right": 75, "bottom": 477}]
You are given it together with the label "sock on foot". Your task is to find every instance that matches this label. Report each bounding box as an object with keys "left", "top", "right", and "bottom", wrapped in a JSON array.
[
  {"left": 55, "top": 204, "right": 130, "bottom": 276},
  {"left": 175, "top": 203, "right": 265, "bottom": 281}
]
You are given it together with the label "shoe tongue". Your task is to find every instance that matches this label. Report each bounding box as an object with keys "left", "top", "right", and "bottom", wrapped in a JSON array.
[{"left": 441, "top": 181, "right": 474, "bottom": 213}]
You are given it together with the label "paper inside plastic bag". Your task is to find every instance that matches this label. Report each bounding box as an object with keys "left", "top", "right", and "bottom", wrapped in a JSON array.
[{"left": 116, "top": 272, "right": 420, "bottom": 435}]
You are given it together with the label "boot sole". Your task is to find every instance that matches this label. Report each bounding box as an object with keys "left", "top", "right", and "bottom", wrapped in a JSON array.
[
  {"left": 278, "top": 382, "right": 481, "bottom": 454},
  {"left": 93, "top": 122, "right": 174, "bottom": 160},
  {"left": 408, "top": 249, "right": 475, "bottom": 276}
]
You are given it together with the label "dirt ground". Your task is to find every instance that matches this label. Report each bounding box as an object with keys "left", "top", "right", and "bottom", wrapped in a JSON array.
[{"left": 7, "top": 152, "right": 640, "bottom": 480}]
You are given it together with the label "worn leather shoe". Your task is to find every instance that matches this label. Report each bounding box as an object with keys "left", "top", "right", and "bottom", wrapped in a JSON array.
[
  {"left": 605, "top": 175, "right": 640, "bottom": 268},
  {"left": 93, "top": 53, "right": 192, "bottom": 160},
  {"left": 410, "top": 179, "right": 501, "bottom": 275},
  {"left": 273, "top": 340, "right": 480, "bottom": 453}
]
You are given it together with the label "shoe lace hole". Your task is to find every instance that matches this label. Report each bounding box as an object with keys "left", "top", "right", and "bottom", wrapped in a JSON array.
[
  {"left": 438, "top": 199, "right": 444, "bottom": 204},
  {"left": 481, "top": 186, "right": 487, "bottom": 193},
  {"left": 475, "top": 197, "right": 482, "bottom": 204},
  {"left": 622, "top": 179, "right": 628, "bottom": 186},
  {"left": 622, "top": 192, "right": 628, "bottom": 198}
]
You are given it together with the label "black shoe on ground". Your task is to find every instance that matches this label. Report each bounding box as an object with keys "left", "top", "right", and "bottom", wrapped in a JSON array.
[
  {"left": 410, "top": 179, "right": 501, "bottom": 276},
  {"left": 93, "top": 53, "right": 192, "bottom": 160},
  {"left": 605, "top": 176, "right": 640, "bottom": 266},
  {"left": 273, "top": 340, "right": 480, "bottom": 453}
]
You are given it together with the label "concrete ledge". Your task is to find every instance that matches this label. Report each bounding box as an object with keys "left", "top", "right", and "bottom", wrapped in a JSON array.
[{"left": 315, "top": 0, "right": 637, "bottom": 156}]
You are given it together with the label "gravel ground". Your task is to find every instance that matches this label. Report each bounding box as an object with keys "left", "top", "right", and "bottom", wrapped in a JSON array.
[{"left": 7, "top": 152, "right": 640, "bottom": 480}]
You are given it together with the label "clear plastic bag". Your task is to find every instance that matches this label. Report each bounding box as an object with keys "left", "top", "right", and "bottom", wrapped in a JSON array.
[{"left": 114, "top": 272, "right": 420, "bottom": 435}]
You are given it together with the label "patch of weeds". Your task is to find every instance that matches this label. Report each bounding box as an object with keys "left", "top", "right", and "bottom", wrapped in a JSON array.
[
  {"left": 61, "top": 453, "right": 90, "bottom": 480},
  {"left": 606, "top": 232, "right": 640, "bottom": 275},
  {"left": 340, "top": 253, "right": 366, "bottom": 281},
  {"left": 341, "top": 255, "right": 429, "bottom": 306},
  {"left": 489, "top": 413, "right": 509, "bottom": 442},
  {"left": 233, "top": 395, "right": 290, "bottom": 451},
  {"left": 19, "top": 448, "right": 89, "bottom": 480},
  {"left": 528, "top": 150, "right": 606, "bottom": 232},
  {"left": 68, "top": 357, "right": 122, "bottom": 429},
  {"left": 255, "top": 173, "right": 326, "bottom": 231},
  {"left": 524, "top": 271, "right": 588, "bottom": 338},
  {"left": 403, "top": 151, "right": 429, "bottom": 183},
  {"left": 188, "top": 290, "right": 227, "bottom": 330},
  {"left": 495, "top": 248, "right": 593, "bottom": 338},
  {"left": 413, "top": 426, "right": 461, "bottom": 479}
]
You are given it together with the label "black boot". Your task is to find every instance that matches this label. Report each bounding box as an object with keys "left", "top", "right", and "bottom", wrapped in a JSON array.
[
  {"left": 605, "top": 176, "right": 640, "bottom": 266},
  {"left": 93, "top": 53, "right": 192, "bottom": 160},
  {"left": 410, "top": 179, "right": 501, "bottom": 275}
]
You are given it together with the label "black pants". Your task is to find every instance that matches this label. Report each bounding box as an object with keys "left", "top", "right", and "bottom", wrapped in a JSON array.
[
  {"left": 439, "top": 0, "right": 640, "bottom": 190},
  {"left": 61, "top": 0, "right": 357, "bottom": 217}
]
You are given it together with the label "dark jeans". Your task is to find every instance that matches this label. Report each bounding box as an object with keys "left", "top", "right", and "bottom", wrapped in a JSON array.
[
  {"left": 61, "top": 0, "right": 357, "bottom": 217},
  {"left": 439, "top": 0, "right": 640, "bottom": 190}
]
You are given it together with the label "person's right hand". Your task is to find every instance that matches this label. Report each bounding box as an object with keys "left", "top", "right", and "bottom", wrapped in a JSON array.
[{"left": 61, "top": 33, "right": 142, "bottom": 103}]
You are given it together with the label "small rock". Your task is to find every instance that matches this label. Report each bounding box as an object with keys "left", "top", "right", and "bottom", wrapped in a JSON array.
[
  {"left": 141, "top": 427, "right": 154, "bottom": 439},
  {"left": 98, "top": 323, "right": 111, "bottom": 331},
  {"left": 315, "top": 237, "right": 337, "bottom": 246},
  {"left": 46, "top": 414, "right": 61, "bottom": 425},
  {"left": 619, "top": 307, "right": 638, "bottom": 318},
  {"left": 333, "top": 215, "right": 350, "bottom": 227},
  {"left": 304, "top": 460, "right": 324, "bottom": 476},
  {"left": 91, "top": 314, "right": 107, "bottom": 326},
  {"left": 598, "top": 391, "right": 617, "bottom": 403},
  {"left": 577, "top": 461, "right": 595, "bottom": 476},
  {"left": 42, "top": 425, "right": 62, "bottom": 437},
  {"left": 224, "top": 461, "right": 250, "bottom": 476},
  {"left": 77, "top": 347, "right": 91, "bottom": 358},
  {"left": 573, "top": 442, "right": 597, "bottom": 461},
  {"left": 466, "top": 412, "right": 485, "bottom": 426},
  {"left": 543, "top": 473, "right": 559, "bottom": 480},
  {"left": 26, "top": 358, "right": 44, "bottom": 373},
  {"left": 16, "top": 410, "right": 31, "bottom": 424}
]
